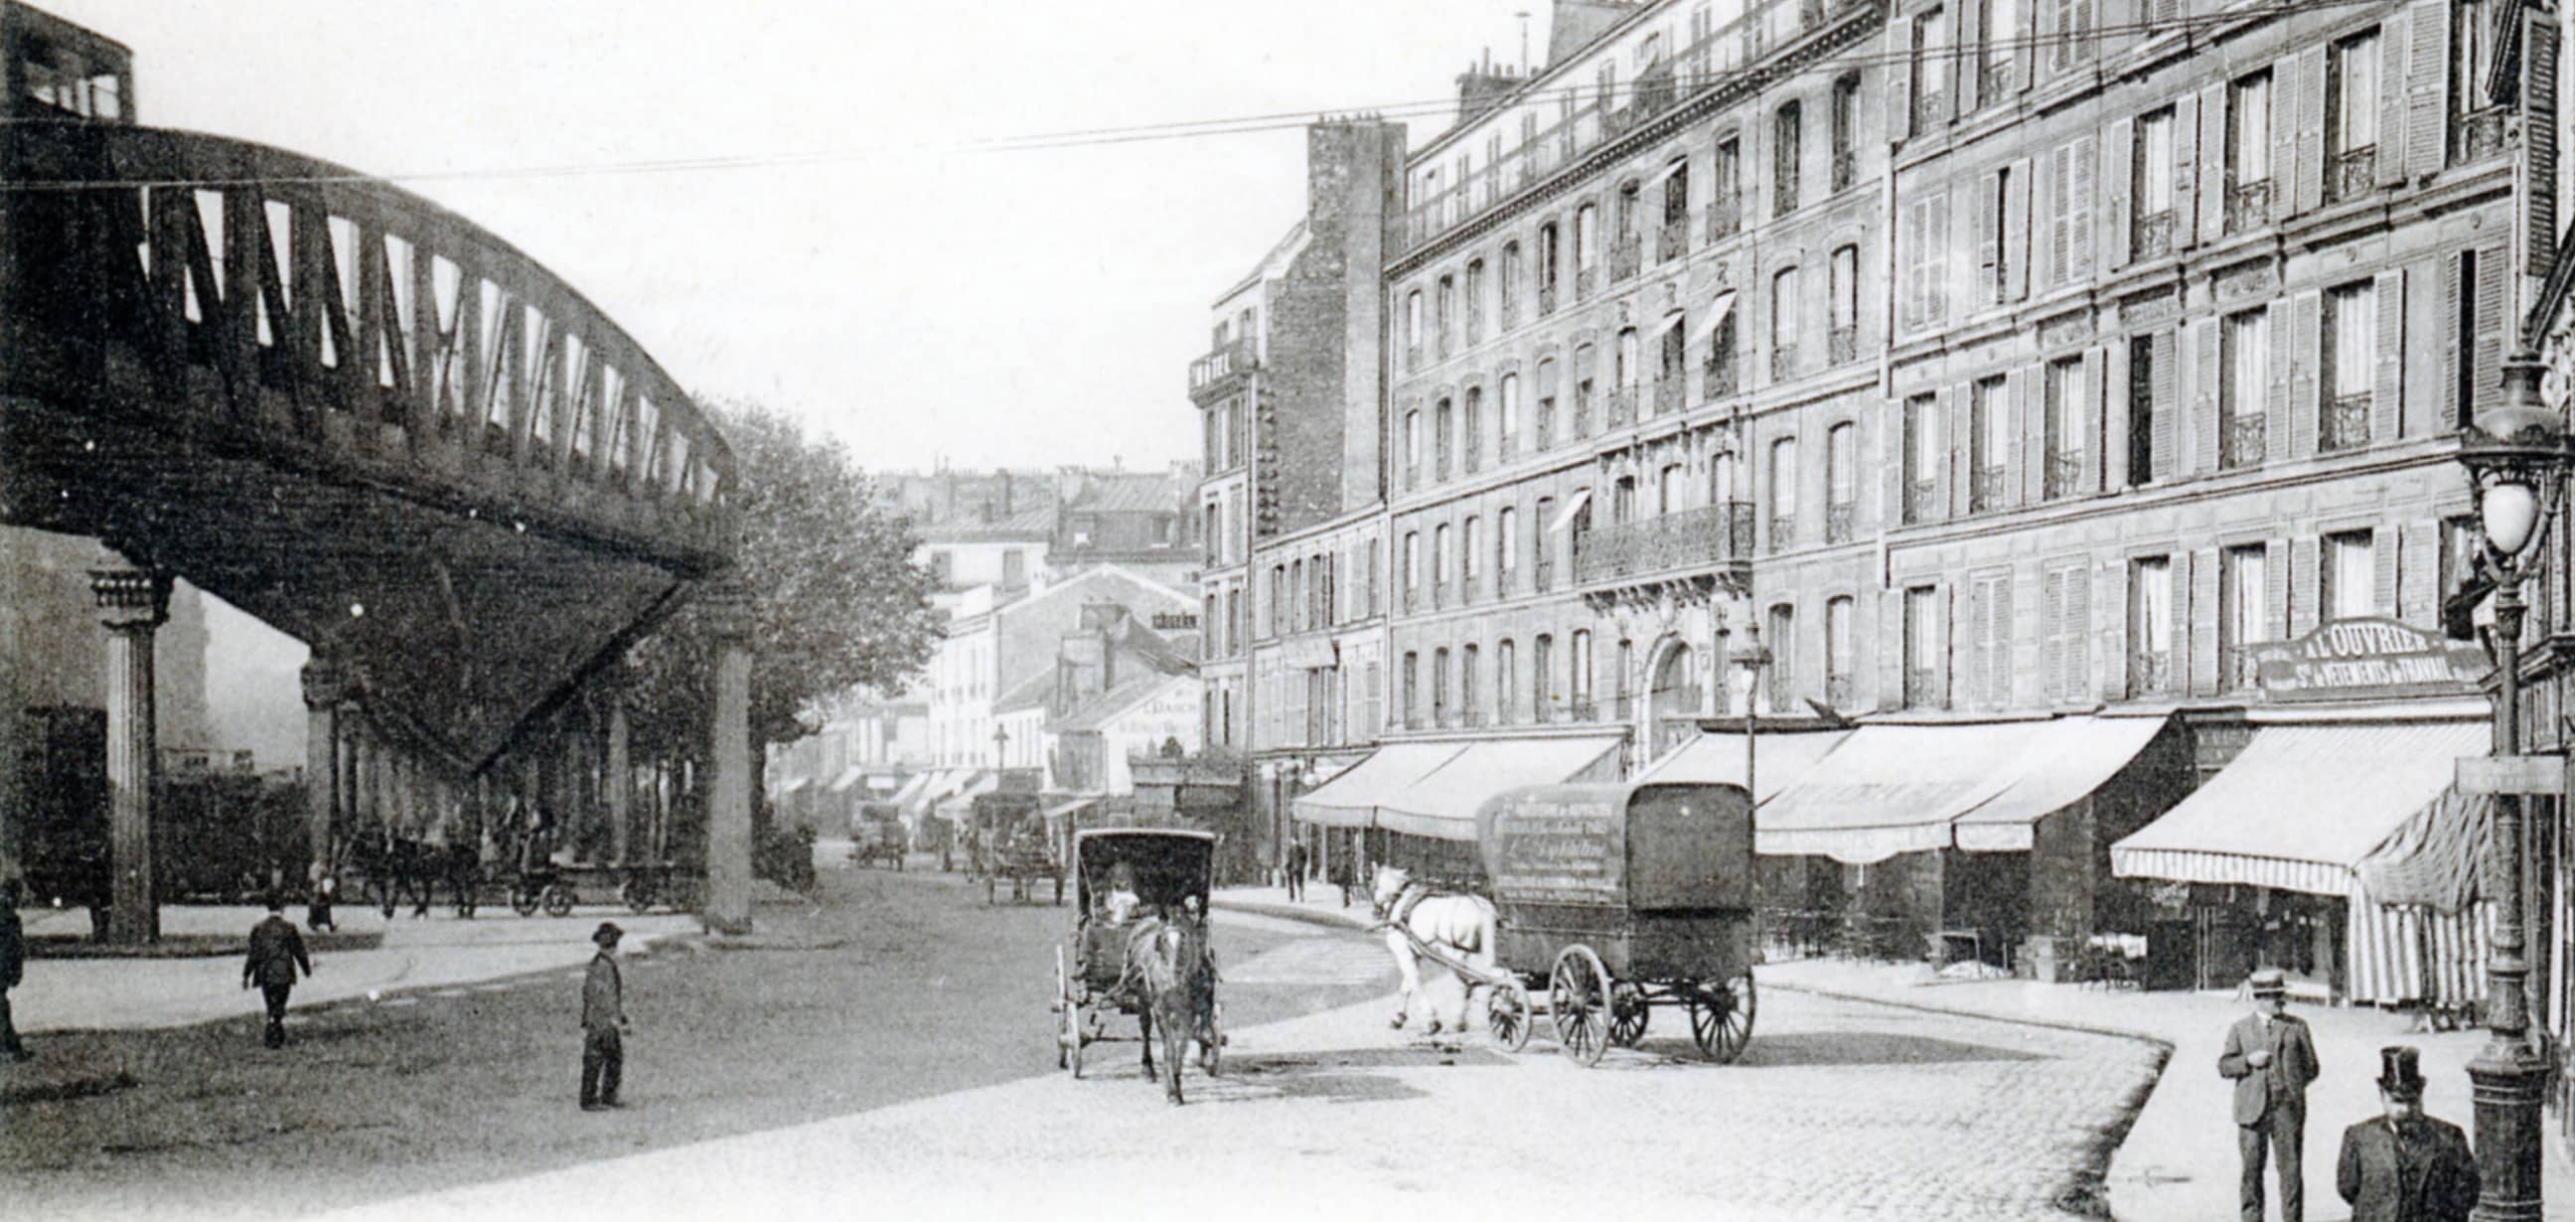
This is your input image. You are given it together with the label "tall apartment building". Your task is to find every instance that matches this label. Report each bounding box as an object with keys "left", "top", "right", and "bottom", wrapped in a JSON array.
[{"left": 1275, "top": 0, "right": 2565, "bottom": 1010}]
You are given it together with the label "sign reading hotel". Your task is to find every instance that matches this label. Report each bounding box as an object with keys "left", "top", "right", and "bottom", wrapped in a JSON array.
[{"left": 2250, "top": 617, "right": 2492, "bottom": 702}]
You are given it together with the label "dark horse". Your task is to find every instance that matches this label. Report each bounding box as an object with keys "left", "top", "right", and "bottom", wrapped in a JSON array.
[{"left": 1122, "top": 909, "right": 1220, "bottom": 1105}]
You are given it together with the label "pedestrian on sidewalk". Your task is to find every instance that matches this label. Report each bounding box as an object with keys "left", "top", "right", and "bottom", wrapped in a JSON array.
[
  {"left": 2220, "top": 968, "right": 2322, "bottom": 1222},
  {"left": 242, "top": 895, "right": 313, "bottom": 1049},
  {"left": 306, "top": 857, "right": 337, "bottom": 932},
  {"left": 579, "top": 921, "right": 628, "bottom": 1111},
  {"left": 2, "top": 879, "right": 31, "bottom": 1062},
  {"left": 1284, "top": 840, "right": 1308, "bottom": 902},
  {"left": 2336, "top": 1046, "right": 2478, "bottom": 1222}
]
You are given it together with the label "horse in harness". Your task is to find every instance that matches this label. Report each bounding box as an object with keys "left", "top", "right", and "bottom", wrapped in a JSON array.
[
  {"left": 1371, "top": 864, "right": 1502, "bottom": 1036},
  {"left": 1120, "top": 904, "right": 1220, "bottom": 1105}
]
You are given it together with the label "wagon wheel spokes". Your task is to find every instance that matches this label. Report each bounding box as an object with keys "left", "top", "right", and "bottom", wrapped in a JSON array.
[
  {"left": 1549, "top": 946, "right": 1611, "bottom": 1068},
  {"left": 1608, "top": 981, "right": 1650, "bottom": 1048},
  {"left": 1688, "top": 971, "right": 1758, "bottom": 1063},
  {"left": 1487, "top": 978, "right": 1534, "bottom": 1053}
]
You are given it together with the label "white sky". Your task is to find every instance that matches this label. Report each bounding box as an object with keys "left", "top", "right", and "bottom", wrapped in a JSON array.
[{"left": 39, "top": 0, "right": 1546, "bottom": 472}]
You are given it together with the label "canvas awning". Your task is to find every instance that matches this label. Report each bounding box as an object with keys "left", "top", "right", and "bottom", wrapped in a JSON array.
[
  {"left": 829, "top": 766, "right": 869, "bottom": 795},
  {"left": 1546, "top": 487, "right": 1593, "bottom": 534},
  {"left": 1291, "top": 743, "right": 1468, "bottom": 829},
  {"left": 1689, "top": 291, "right": 1738, "bottom": 343},
  {"left": 886, "top": 773, "right": 931, "bottom": 808},
  {"left": 1637, "top": 728, "right": 1853, "bottom": 802},
  {"left": 2358, "top": 788, "right": 2493, "bottom": 913},
  {"left": 1374, "top": 735, "right": 1625, "bottom": 840},
  {"left": 2111, "top": 720, "right": 2492, "bottom": 897},
  {"left": 936, "top": 771, "right": 997, "bottom": 824},
  {"left": 1041, "top": 797, "right": 1100, "bottom": 823},
  {"left": 1758, "top": 716, "right": 2168, "bottom": 863}
]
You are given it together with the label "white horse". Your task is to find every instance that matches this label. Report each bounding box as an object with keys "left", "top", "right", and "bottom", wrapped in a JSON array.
[{"left": 1370, "top": 864, "right": 1501, "bottom": 1035}]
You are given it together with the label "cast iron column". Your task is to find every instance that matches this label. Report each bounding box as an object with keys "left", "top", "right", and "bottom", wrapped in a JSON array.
[
  {"left": 2470, "top": 579, "right": 2546, "bottom": 1222},
  {"left": 89, "top": 559, "right": 170, "bottom": 944},
  {"left": 606, "top": 690, "right": 632, "bottom": 867},
  {"left": 702, "top": 581, "right": 754, "bottom": 934},
  {"left": 298, "top": 657, "right": 349, "bottom": 870}
]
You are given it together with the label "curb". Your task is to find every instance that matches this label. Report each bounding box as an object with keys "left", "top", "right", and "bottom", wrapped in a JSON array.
[
  {"left": 28, "top": 931, "right": 386, "bottom": 960},
  {"left": 1761, "top": 979, "right": 2178, "bottom": 1053},
  {"left": 1210, "top": 897, "right": 1375, "bottom": 933}
]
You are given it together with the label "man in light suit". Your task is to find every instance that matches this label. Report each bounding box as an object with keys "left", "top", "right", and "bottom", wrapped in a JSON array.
[
  {"left": 2220, "top": 968, "right": 2323, "bottom": 1222},
  {"left": 2337, "top": 1045, "right": 2478, "bottom": 1222},
  {"left": 579, "top": 922, "right": 627, "bottom": 1111}
]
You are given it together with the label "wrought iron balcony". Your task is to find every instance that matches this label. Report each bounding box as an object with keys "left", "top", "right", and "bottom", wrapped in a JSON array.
[
  {"left": 1978, "top": 64, "right": 2014, "bottom": 108},
  {"left": 1708, "top": 197, "right": 1743, "bottom": 242},
  {"left": 1603, "top": 103, "right": 1636, "bottom": 138},
  {"left": 1405, "top": 462, "right": 1421, "bottom": 491},
  {"left": 1464, "top": 311, "right": 1483, "bottom": 349},
  {"left": 1970, "top": 464, "right": 2008, "bottom": 513},
  {"left": 2454, "top": 108, "right": 2509, "bottom": 165},
  {"left": 2225, "top": 179, "right": 2272, "bottom": 233},
  {"left": 1572, "top": 398, "right": 1593, "bottom": 438},
  {"left": 1534, "top": 556, "right": 1555, "bottom": 592},
  {"left": 1497, "top": 431, "right": 1517, "bottom": 462},
  {"left": 1770, "top": 343, "right": 1799, "bottom": 382},
  {"left": 1613, "top": 694, "right": 1635, "bottom": 720},
  {"left": 1912, "top": 91, "right": 1945, "bottom": 133},
  {"left": 1570, "top": 696, "right": 1599, "bottom": 722},
  {"left": 1463, "top": 443, "right": 1481, "bottom": 475},
  {"left": 1903, "top": 478, "right": 1938, "bottom": 525},
  {"left": 1659, "top": 219, "right": 1689, "bottom": 263},
  {"left": 1573, "top": 502, "right": 1755, "bottom": 588},
  {"left": 1187, "top": 338, "right": 1259, "bottom": 395},
  {"left": 2044, "top": 451, "right": 2083, "bottom": 501},
  {"left": 2320, "top": 390, "right": 2370, "bottom": 452},
  {"left": 2220, "top": 644, "right": 2261, "bottom": 692},
  {"left": 2127, "top": 649, "right": 2174, "bottom": 695},
  {"left": 1773, "top": 177, "right": 1801, "bottom": 219},
  {"left": 1607, "top": 385, "right": 1637, "bottom": 427},
  {"left": 1458, "top": 709, "right": 1487, "bottom": 729},
  {"left": 1654, "top": 377, "right": 1685, "bottom": 416},
  {"left": 2221, "top": 412, "right": 2266, "bottom": 470},
  {"left": 1500, "top": 294, "right": 1519, "bottom": 331},
  {"left": 1406, "top": 343, "right": 1423, "bottom": 372},
  {"left": 2132, "top": 210, "right": 2177, "bottom": 260},
  {"left": 1635, "top": 65, "right": 1677, "bottom": 117},
  {"left": 1832, "top": 149, "right": 1856, "bottom": 194},
  {"left": 1768, "top": 513, "right": 1797, "bottom": 552},
  {"left": 1539, "top": 283, "right": 1560, "bottom": 317},
  {"left": 1828, "top": 326, "right": 1859, "bottom": 367},
  {"left": 1826, "top": 675, "right": 1855, "bottom": 709},
  {"left": 1610, "top": 236, "right": 1642, "bottom": 282},
  {"left": 1534, "top": 413, "right": 1554, "bottom": 450},
  {"left": 1576, "top": 266, "right": 1597, "bottom": 301},
  {"left": 1438, "top": 330, "right": 1453, "bottom": 360},
  {"left": 1903, "top": 667, "right": 1941, "bottom": 709},
  {"left": 2327, "top": 146, "right": 2377, "bottom": 203},
  {"left": 1705, "top": 355, "right": 1741, "bottom": 399},
  {"left": 1825, "top": 501, "right": 1855, "bottom": 544}
]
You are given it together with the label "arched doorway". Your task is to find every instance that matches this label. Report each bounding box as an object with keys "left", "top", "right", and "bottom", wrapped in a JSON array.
[{"left": 1648, "top": 642, "right": 1702, "bottom": 756}]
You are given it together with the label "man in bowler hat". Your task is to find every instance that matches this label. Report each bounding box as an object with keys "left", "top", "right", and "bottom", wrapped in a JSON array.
[
  {"left": 2220, "top": 968, "right": 2322, "bottom": 1222},
  {"left": 579, "top": 922, "right": 627, "bottom": 1111},
  {"left": 2337, "top": 1045, "right": 2479, "bottom": 1222},
  {"left": 242, "top": 895, "right": 313, "bottom": 1048}
]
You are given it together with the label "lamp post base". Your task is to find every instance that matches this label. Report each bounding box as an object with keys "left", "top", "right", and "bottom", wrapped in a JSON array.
[{"left": 2468, "top": 1041, "right": 2549, "bottom": 1222}]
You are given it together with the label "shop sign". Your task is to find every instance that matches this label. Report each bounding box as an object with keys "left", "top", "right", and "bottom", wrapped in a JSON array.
[
  {"left": 2251, "top": 617, "right": 2492, "bottom": 702},
  {"left": 2457, "top": 754, "right": 2567, "bottom": 796}
]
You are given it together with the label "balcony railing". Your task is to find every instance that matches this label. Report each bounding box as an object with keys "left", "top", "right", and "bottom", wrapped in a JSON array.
[
  {"left": 1769, "top": 513, "right": 1797, "bottom": 552},
  {"left": 1570, "top": 696, "right": 1599, "bottom": 722},
  {"left": 1903, "top": 478, "right": 1938, "bottom": 525},
  {"left": 2225, "top": 178, "right": 2272, "bottom": 233},
  {"left": 1500, "top": 293, "right": 1520, "bottom": 331},
  {"left": 2320, "top": 390, "right": 2370, "bottom": 452},
  {"left": 1903, "top": 666, "right": 1940, "bottom": 708},
  {"left": 1635, "top": 65, "right": 1677, "bottom": 118},
  {"left": 1539, "top": 283, "right": 1560, "bottom": 317},
  {"left": 1464, "top": 310, "right": 1483, "bottom": 349},
  {"left": 1535, "top": 412, "right": 1554, "bottom": 449},
  {"left": 1576, "top": 266, "right": 1597, "bottom": 301},
  {"left": 2454, "top": 107, "right": 2509, "bottom": 165},
  {"left": 1534, "top": 556, "right": 1555, "bottom": 592},
  {"left": 1825, "top": 675, "right": 1855, "bottom": 709},
  {"left": 1607, "top": 385, "right": 1638, "bottom": 427},
  {"left": 1573, "top": 503, "right": 1756, "bottom": 586},
  {"left": 1978, "top": 63, "right": 2014, "bottom": 108},
  {"left": 2127, "top": 649, "right": 2174, "bottom": 695},
  {"left": 1406, "top": 343, "right": 1423, "bottom": 371},
  {"left": 1498, "top": 431, "right": 1517, "bottom": 462},
  {"left": 1912, "top": 90, "right": 1944, "bottom": 133},
  {"left": 1654, "top": 377, "right": 1684, "bottom": 416},
  {"left": 1659, "top": 218, "right": 1689, "bottom": 263},
  {"left": 1825, "top": 501, "right": 1855, "bottom": 544},
  {"left": 2221, "top": 412, "right": 2266, "bottom": 470},
  {"left": 1970, "top": 464, "right": 2008, "bottom": 513},
  {"left": 1708, "top": 196, "right": 1742, "bottom": 241},
  {"left": 1610, "top": 236, "right": 1643, "bottom": 282},
  {"left": 1458, "top": 709, "right": 1486, "bottom": 729},
  {"left": 1832, "top": 149, "right": 1856, "bottom": 194},
  {"left": 1770, "top": 343, "right": 1799, "bottom": 382},
  {"left": 1613, "top": 693, "right": 1636, "bottom": 721},
  {"left": 1572, "top": 396, "right": 1592, "bottom": 438},
  {"left": 1438, "top": 330, "right": 1453, "bottom": 360},
  {"left": 2044, "top": 450, "right": 2083, "bottom": 501},
  {"left": 2220, "top": 644, "right": 2261, "bottom": 692},
  {"left": 1187, "top": 338, "right": 1258, "bottom": 393},
  {"left": 1828, "top": 325, "right": 1859, "bottom": 366},
  {"left": 2328, "top": 146, "right": 2376, "bottom": 203},
  {"left": 2132, "top": 210, "right": 2177, "bottom": 260},
  {"left": 1706, "top": 355, "right": 1741, "bottom": 398}
]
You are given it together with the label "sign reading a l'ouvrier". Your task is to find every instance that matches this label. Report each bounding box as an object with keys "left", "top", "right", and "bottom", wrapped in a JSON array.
[{"left": 2251, "top": 617, "right": 2492, "bottom": 702}]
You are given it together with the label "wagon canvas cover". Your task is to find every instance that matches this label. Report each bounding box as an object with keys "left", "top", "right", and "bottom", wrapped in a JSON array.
[{"left": 1475, "top": 784, "right": 1753, "bottom": 911}]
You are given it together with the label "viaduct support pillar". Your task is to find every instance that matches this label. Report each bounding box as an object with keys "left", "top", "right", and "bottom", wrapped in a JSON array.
[
  {"left": 606, "top": 690, "right": 631, "bottom": 867},
  {"left": 89, "top": 557, "right": 170, "bottom": 945},
  {"left": 702, "top": 582, "right": 754, "bottom": 934},
  {"left": 299, "top": 657, "right": 349, "bottom": 873}
]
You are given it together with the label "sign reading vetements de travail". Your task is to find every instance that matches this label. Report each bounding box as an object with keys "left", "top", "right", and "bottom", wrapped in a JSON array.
[
  {"left": 2250, "top": 617, "right": 2492, "bottom": 702},
  {"left": 2457, "top": 755, "right": 2566, "bottom": 796}
]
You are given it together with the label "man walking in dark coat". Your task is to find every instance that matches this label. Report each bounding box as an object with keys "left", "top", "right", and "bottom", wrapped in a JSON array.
[
  {"left": 579, "top": 922, "right": 627, "bottom": 1111},
  {"left": 2, "top": 879, "right": 30, "bottom": 1061},
  {"left": 2338, "top": 1046, "right": 2479, "bottom": 1222},
  {"left": 2220, "top": 969, "right": 2322, "bottom": 1222},
  {"left": 242, "top": 896, "right": 313, "bottom": 1049}
]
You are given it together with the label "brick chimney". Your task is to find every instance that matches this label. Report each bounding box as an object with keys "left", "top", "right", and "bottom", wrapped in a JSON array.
[{"left": 1456, "top": 52, "right": 1522, "bottom": 127}]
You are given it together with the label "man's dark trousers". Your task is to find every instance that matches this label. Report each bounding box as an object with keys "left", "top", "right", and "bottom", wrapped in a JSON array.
[
  {"left": 581, "top": 1025, "right": 622, "bottom": 1107},
  {"left": 2242, "top": 1099, "right": 2306, "bottom": 1222},
  {"left": 260, "top": 983, "right": 293, "bottom": 1049}
]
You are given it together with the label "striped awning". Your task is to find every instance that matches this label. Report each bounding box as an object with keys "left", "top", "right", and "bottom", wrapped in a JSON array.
[
  {"left": 1755, "top": 717, "right": 2164, "bottom": 863},
  {"left": 2349, "top": 898, "right": 2494, "bottom": 1007},
  {"left": 2356, "top": 788, "right": 2492, "bottom": 914},
  {"left": 1636, "top": 728, "right": 1852, "bottom": 802},
  {"left": 1373, "top": 735, "right": 1624, "bottom": 840},
  {"left": 1291, "top": 744, "right": 1467, "bottom": 829}
]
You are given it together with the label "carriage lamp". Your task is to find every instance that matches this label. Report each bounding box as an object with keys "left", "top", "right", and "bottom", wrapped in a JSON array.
[{"left": 2455, "top": 346, "right": 2568, "bottom": 1222}]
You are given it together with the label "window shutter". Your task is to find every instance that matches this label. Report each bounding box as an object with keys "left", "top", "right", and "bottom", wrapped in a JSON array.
[
  {"left": 2013, "top": 0, "right": 2037, "bottom": 94},
  {"left": 2290, "top": 289, "right": 2322, "bottom": 459},
  {"left": 2081, "top": 346, "right": 2106, "bottom": 494},
  {"left": 2192, "top": 316, "right": 2221, "bottom": 474},
  {"left": 2400, "top": 518, "right": 2439, "bottom": 626},
  {"left": 2011, "top": 367, "right": 2036, "bottom": 506},
  {"left": 1945, "top": 183, "right": 1972, "bottom": 327},
  {"left": 2098, "top": 556, "right": 2127, "bottom": 701},
  {"left": 2442, "top": 250, "right": 2464, "bottom": 429},
  {"left": 2190, "top": 547, "right": 2220, "bottom": 695},
  {"left": 2267, "top": 299, "right": 2293, "bottom": 462},
  {"left": 2521, "top": 16, "right": 2561, "bottom": 277},
  {"left": 2374, "top": 528, "right": 2400, "bottom": 617},
  {"left": 1976, "top": 172, "right": 2002, "bottom": 298},
  {"left": 1879, "top": 589, "right": 1905, "bottom": 711},
  {"left": 2371, "top": 268, "right": 2404, "bottom": 444},
  {"left": 2064, "top": 563, "right": 2091, "bottom": 700},
  {"left": 1887, "top": 39, "right": 1915, "bottom": 143},
  {"left": 2197, "top": 80, "right": 2228, "bottom": 240},
  {"left": 1969, "top": 576, "right": 1994, "bottom": 707},
  {"left": 2105, "top": 117, "right": 2135, "bottom": 268},
  {"left": 2272, "top": 53, "right": 2304, "bottom": 222},
  {"left": 2044, "top": 144, "right": 2071, "bottom": 287},
  {"left": 2265, "top": 538, "right": 2291, "bottom": 641},
  {"left": 2043, "top": 567, "right": 2066, "bottom": 701},
  {"left": 2290, "top": 536, "right": 2321, "bottom": 637},
  {"left": 1991, "top": 573, "right": 2014, "bottom": 706},
  {"left": 2401, "top": 0, "right": 2448, "bottom": 181},
  {"left": 2377, "top": 15, "right": 2408, "bottom": 186},
  {"left": 2069, "top": 134, "right": 2097, "bottom": 279},
  {"left": 1882, "top": 404, "right": 1904, "bottom": 530},
  {"left": 2005, "top": 158, "right": 2032, "bottom": 301},
  {"left": 2104, "top": 338, "right": 2133, "bottom": 488},
  {"left": 2168, "top": 554, "right": 2191, "bottom": 685},
  {"left": 2172, "top": 90, "right": 2200, "bottom": 248},
  {"left": 1959, "top": 0, "right": 1986, "bottom": 110},
  {"left": 1947, "top": 382, "right": 1970, "bottom": 517},
  {"left": 2474, "top": 241, "right": 2507, "bottom": 417},
  {"left": 2293, "top": 45, "right": 2327, "bottom": 215},
  {"left": 2154, "top": 326, "right": 2183, "bottom": 481}
]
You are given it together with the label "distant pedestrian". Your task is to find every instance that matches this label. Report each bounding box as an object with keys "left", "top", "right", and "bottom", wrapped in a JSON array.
[
  {"left": 242, "top": 895, "right": 313, "bottom": 1049},
  {"left": 306, "top": 858, "right": 337, "bottom": 932},
  {"left": 2221, "top": 968, "right": 2322, "bottom": 1222},
  {"left": 2337, "top": 1045, "right": 2478, "bottom": 1222},
  {"left": 1283, "top": 840, "right": 1309, "bottom": 902},
  {"left": 2, "top": 878, "right": 30, "bottom": 1061},
  {"left": 579, "top": 922, "right": 628, "bottom": 1111}
]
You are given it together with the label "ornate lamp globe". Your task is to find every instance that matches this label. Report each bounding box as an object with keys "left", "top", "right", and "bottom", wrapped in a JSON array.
[{"left": 2460, "top": 349, "right": 2572, "bottom": 567}]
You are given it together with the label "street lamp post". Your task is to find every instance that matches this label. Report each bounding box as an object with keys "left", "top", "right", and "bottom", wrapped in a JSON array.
[
  {"left": 2456, "top": 348, "right": 2569, "bottom": 1222},
  {"left": 1732, "top": 621, "right": 1772, "bottom": 805},
  {"left": 992, "top": 726, "right": 1009, "bottom": 770}
]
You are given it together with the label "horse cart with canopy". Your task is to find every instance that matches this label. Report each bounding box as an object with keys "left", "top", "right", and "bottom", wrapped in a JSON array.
[
  {"left": 974, "top": 791, "right": 1063, "bottom": 904},
  {"left": 1052, "top": 828, "right": 1224, "bottom": 1102},
  {"left": 848, "top": 802, "right": 907, "bottom": 870},
  {"left": 1478, "top": 781, "right": 1758, "bottom": 1066}
]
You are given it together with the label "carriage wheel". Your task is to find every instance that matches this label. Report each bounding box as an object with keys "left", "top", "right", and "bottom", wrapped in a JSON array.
[
  {"left": 1687, "top": 971, "right": 1758, "bottom": 1063},
  {"left": 511, "top": 885, "right": 540, "bottom": 918},
  {"left": 622, "top": 875, "right": 656, "bottom": 914},
  {"left": 1608, "top": 981, "right": 1650, "bottom": 1048},
  {"left": 541, "top": 884, "right": 575, "bottom": 918},
  {"left": 1549, "top": 946, "right": 1612, "bottom": 1067},
  {"left": 1486, "top": 978, "right": 1535, "bottom": 1053}
]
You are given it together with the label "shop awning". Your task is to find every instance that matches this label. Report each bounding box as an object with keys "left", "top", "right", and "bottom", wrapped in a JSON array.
[
  {"left": 936, "top": 771, "right": 997, "bottom": 823},
  {"left": 2110, "top": 720, "right": 2492, "bottom": 897},
  {"left": 886, "top": 773, "right": 931, "bottom": 808},
  {"left": 772, "top": 776, "right": 812, "bottom": 797},
  {"left": 829, "top": 766, "right": 869, "bottom": 795},
  {"left": 1042, "top": 796, "right": 1100, "bottom": 823},
  {"left": 1952, "top": 715, "right": 2175, "bottom": 852},
  {"left": 1636, "top": 728, "right": 1853, "bottom": 802},
  {"left": 1291, "top": 743, "right": 1469, "bottom": 829},
  {"left": 1375, "top": 735, "right": 1624, "bottom": 840},
  {"left": 2357, "top": 789, "right": 2493, "bottom": 913}
]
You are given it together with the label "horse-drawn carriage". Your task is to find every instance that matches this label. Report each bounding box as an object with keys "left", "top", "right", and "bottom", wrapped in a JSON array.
[
  {"left": 848, "top": 803, "right": 908, "bottom": 870},
  {"left": 1375, "top": 781, "right": 1759, "bottom": 1067},
  {"left": 506, "top": 858, "right": 699, "bottom": 917},
  {"left": 974, "top": 792, "right": 1063, "bottom": 905},
  {"left": 1052, "top": 828, "right": 1223, "bottom": 1103}
]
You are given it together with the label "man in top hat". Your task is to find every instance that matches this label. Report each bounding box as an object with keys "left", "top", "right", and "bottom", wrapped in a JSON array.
[
  {"left": 2219, "top": 968, "right": 2322, "bottom": 1222},
  {"left": 2337, "top": 1046, "right": 2479, "bottom": 1222},
  {"left": 578, "top": 922, "right": 628, "bottom": 1111}
]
